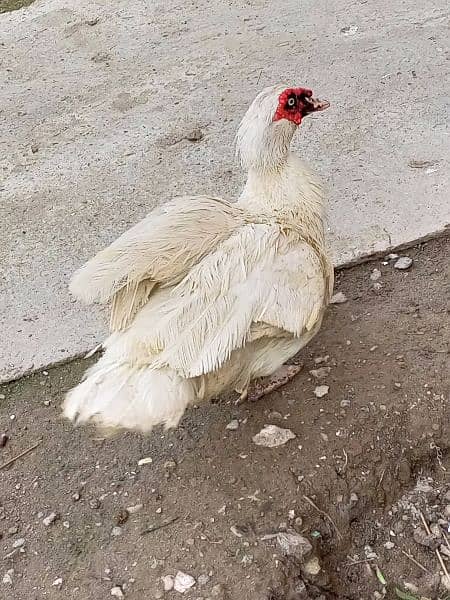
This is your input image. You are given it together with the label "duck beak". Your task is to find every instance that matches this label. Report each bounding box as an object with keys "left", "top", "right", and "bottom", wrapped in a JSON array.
[{"left": 304, "top": 97, "right": 330, "bottom": 114}]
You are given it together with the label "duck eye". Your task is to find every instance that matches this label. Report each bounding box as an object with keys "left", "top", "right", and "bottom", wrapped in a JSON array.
[{"left": 287, "top": 96, "right": 296, "bottom": 108}]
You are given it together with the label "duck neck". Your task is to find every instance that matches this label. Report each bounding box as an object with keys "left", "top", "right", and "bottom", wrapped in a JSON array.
[{"left": 239, "top": 152, "right": 326, "bottom": 247}]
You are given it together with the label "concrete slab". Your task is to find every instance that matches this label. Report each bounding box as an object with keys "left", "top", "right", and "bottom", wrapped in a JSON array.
[{"left": 1, "top": 0, "right": 449, "bottom": 382}]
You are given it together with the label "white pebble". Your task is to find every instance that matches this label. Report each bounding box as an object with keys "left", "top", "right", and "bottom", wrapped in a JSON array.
[
  {"left": 12, "top": 538, "right": 25, "bottom": 549},
  {"left": 394, "top": 256, "right": 413, "bottom": 270},
  {"left": 173, "top": 571, "right": 196, "bottom": 593},
  {"left": 111, "top": 526, "right": 122, "bottom": 537},
  {"left": 52, "top": 578, "right": 63, "bottom": 587},
  {"left": 226, "top": 419, "right": 239, "bottom": 431},
  {"left": 314, "top": 385, "right": 329, "bottom": 398},
  {"left": 2, "top": 570, "right": 14, "bottom": 585},
  {"left": 110, "top": 586, "right": 124, "bottom": 598},
  {"left": 370, "top": 268, "right": 381, "bottom": 281},
  {"left": 162, "top": 575, "right": 174, "bottom": 591},
  {"left": 43, "top": 512, "right": 58, "bottom": 527},
  {"left": 252, "top": 424, "right": 296, "bottom": 448},
  {"left": 126, "top": 504, "right": 143, "bottom": 515}
]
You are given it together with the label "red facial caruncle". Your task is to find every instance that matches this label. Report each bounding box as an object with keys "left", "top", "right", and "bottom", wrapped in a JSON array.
[{"left": 273, "top": 87, "right": 330, "bottom": 125}]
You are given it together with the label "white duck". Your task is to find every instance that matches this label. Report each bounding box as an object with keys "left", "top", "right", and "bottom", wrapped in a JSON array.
[{"left": 63, "top": 84, "right": 333, "bottom": 432}]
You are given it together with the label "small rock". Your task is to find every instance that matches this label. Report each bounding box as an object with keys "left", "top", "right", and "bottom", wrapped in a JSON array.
[
  {"left": 384, "top": 541, "right": 395, "bottom": 549},
  {"left": 372, "top": 282, "right": 382, "bottom": 291},
  {"left": 43, "top": 512, "right": 59, "bottom": 527},
  {"left": 0, "top": 434, "right": 8, "bottom": 448},
  {"left": 364, "top": 545, "right": 378, "bottom": 560},
  {"left": 0, "top": 394, "right": 5, "bottom": 400},
  {"left": 89, "top": 498, "right": 101, "bottom": 509},
  {"left": 394, "top": 256, "right": 413, "bottom": 270},
  {"left": 110, "top": 586, "right": 124, "bottom": 598},
  {"left": 52, "top": 578, "right": 63, "bottom": 587},
  {"left": 252, "top": 425, "right": 296, "bottom": 448},
  {"left": 314, "top": 385, "right": 329, "bottom": 398},
  {"left": 330, "top": 292, "right": 347, "bottom": 304},
  {"left": 86, "top": 16, "right": 100, "bottom": 26},
  {"left": 226, "top": 419, "right": 239, "bottom": 431},
  {"left": 72, "top": 492, "right": 81, "bottom": 502},
  {"left": 277, "top": 532, "right": 312, "bottom": 560},
  {"left": 314, "top": 355, "right": 329, "bottom": 364},
  {"left": 12, "top": 538, "right": 25, "bottom": 549},
  {"left": 309, "top": 367, "right": 331, "bottom": 379},
  {"left": 137, "top": 456, "right": 153, "bottom": 466},
  {"left": 340, "top": 399, "right": 351, "bottom": 408},
  {"left": 185, "top": 128, "right": 203, "bottom": 142},
  {"left": 111, "top": 526, "right": 123, "bottom": 537},
  {"left": 127, "top": 503, "right": 143, "bottom": 515},
  {"left": 173, "top": 571, "right": 196, "bottom": 593},
  {"left": 370, "top": 268, "right": 382, "bottom": 281},
  {"left": 162, "top": 575, "right": 174, "bottom": 591},
  {"left": 385, "top": 253, "right": 399, "bottom": 260},
  {"left": 303, "top": 556, "right": 321, "bottom": 576},
  {"left": 197, "top": 574, "right": 210, "bottom": 586},
  {"left": 2, "top": 569, "right": 14, "bottom": 585},
  {"left": 444, "top": 505, "right": 450, "bottom": 518},
  {"left": 30, "top": 143, "right": 39, "bottom": 154},
  {"left": 350, "top": 492, "right": 359, "bottom": 504},
  {"left": 164, "top": 459, "right": 177, "bottom": 470},
  {"left": 7, "top": 526, "right": 18, "bottom": 536}
]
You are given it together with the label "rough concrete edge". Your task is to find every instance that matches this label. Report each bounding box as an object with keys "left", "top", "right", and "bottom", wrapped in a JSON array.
[{"left": 2, "top": 224, "right": 449, "bottom": 386}]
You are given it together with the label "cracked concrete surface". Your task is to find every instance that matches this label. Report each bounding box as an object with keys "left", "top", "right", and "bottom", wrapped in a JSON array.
[{"left": 1, "top": 0, "right": 449, "bottom": 381}]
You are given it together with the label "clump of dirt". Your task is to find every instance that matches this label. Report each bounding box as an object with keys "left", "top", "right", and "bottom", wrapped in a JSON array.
[{"left": 0, "top": 235, "right": 449, "bottom": 599}]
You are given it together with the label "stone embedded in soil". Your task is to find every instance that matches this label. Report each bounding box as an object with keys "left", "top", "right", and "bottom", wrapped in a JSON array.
[
  {"left": 126, "top": 503, "right": 143, "bottom": 514},
  {"left": 303, "top": 556, "right": 321, "bottom": 575},
  {"left": 110, "top": 586, "right": 124, "bottom": 598},
  {"left": 173, "top": 571, "right": 196, "bottom": 593},
  {"left": 42, "top": 512, "right": 59, "bottom": 526},
  {"left": 370, "top": 268, "right": 382, "bottom": 281},
  {"left": 330, "top": 291, "right": 347, "bottom": 304},
  {"left": 314, "top": 385, "right": 329, "bottom": 398},
  {"left": 309, "top": 367, "right": 331, "bottom": 379},
  {"left": 276, "top": 531, "right": 312, "bottom": 560},
  {"left": 394, "top": 256, "right": 413, "bottom": 270},
  {"left": 111, "top": 526, "right": 123, "bottom": 537},
  {"left": 226, "top": 419, "right": 239, "bottom": 430},
  {"left": 252, "top": 425, "right": 296, "bottom": 447},
  {"left": 197, "top": 574, "right": 210, "bottom": 586},
  {"left": 2, "top": 569, "right": 14, "bottom": 585},
  {"left": 12, "top": 538, "right": 25, "bottom": 549},
  {"left": 162, "top": 575, "right": 174, "bottom": 591}
]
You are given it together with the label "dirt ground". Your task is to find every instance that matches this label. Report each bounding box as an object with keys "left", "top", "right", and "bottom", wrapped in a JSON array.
[{"left": 0, "top": 234, "right": 449, "bottom": 600}]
